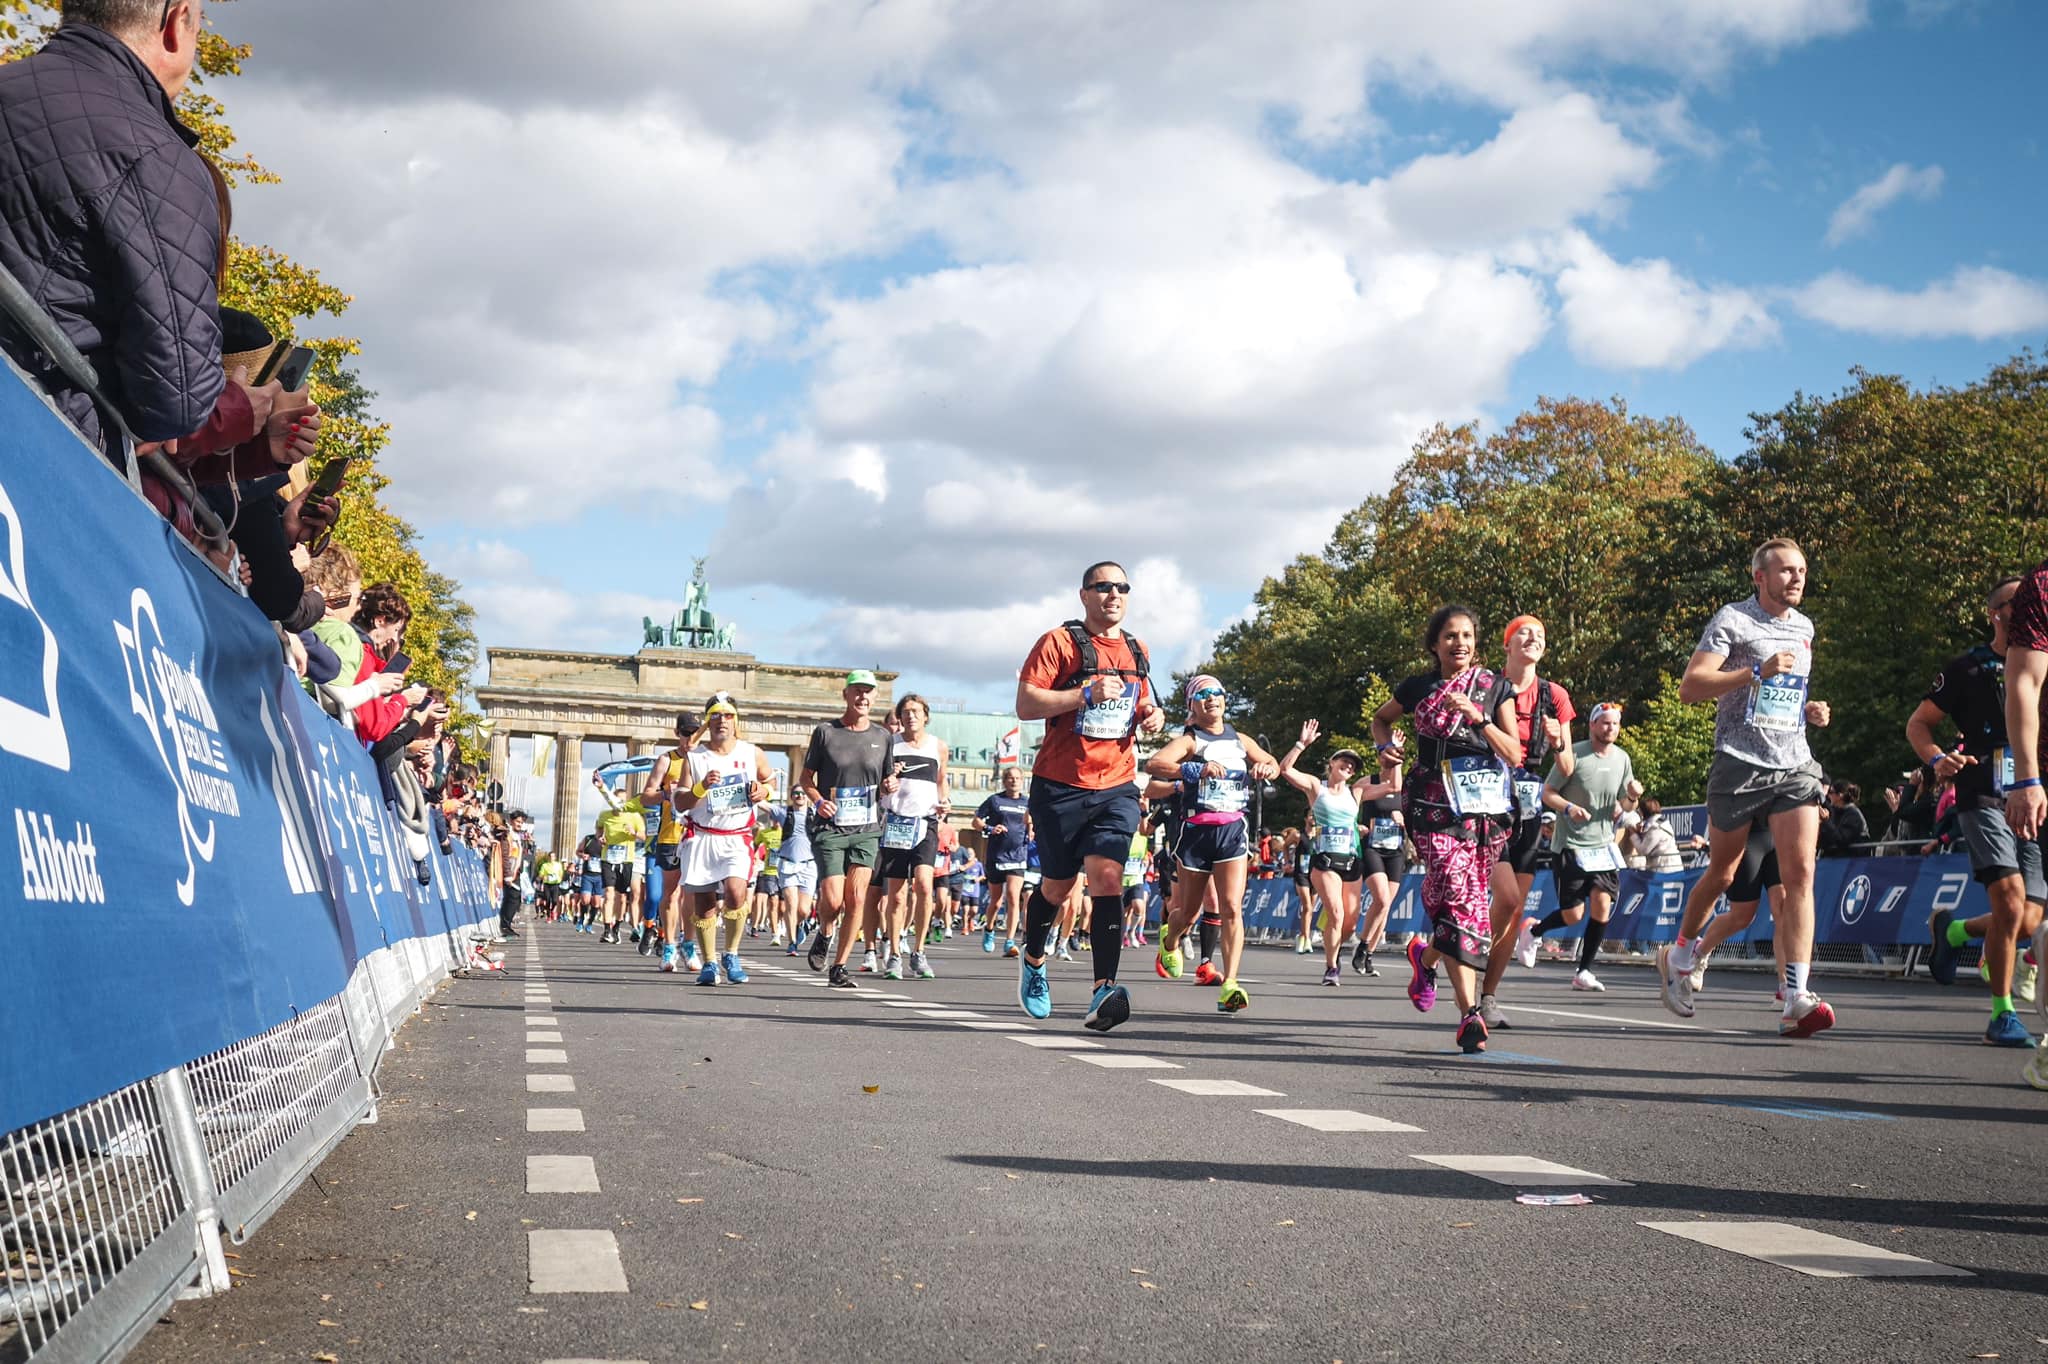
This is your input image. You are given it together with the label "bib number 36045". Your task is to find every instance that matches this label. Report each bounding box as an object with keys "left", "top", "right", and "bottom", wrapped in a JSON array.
[{"left": 1076, "top": 693, "right": 1135, "bottom": 740}]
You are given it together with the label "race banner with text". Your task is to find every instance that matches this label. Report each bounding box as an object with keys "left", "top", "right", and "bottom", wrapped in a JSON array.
[{"left": 1, "top": 365, "right": 491, "bottom": 1134}]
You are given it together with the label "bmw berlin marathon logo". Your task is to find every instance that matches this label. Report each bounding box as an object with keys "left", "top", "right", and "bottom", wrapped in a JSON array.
[{"left": 1839, "top": 874, "right": 1872, "bottom": 925}]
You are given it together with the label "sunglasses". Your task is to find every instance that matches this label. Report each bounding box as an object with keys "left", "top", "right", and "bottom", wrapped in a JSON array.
[
  {"left": 1189, "top": 687, "right": 1225, "bottom": 702},
  {"left": 1085, "top": 581, "right": 1132, "bottom": 595}
]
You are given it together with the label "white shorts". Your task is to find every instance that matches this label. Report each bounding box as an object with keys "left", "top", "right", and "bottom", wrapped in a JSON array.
[{"left": 682, "top": 830, "right": 754, "bottom": 891}]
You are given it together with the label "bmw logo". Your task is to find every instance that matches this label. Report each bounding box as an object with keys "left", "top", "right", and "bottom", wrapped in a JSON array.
[{"left": 1840, "top": 874, "right": 1872, "bottom": 924}]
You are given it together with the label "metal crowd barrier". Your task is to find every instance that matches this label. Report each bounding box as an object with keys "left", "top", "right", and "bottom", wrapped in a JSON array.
[{"left": 1, "top": 920, "right": 500, "bottom": 1364}]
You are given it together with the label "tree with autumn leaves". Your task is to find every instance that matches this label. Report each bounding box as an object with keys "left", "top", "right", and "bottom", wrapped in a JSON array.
[
  {"left": 1, "top": 0, "right": 479, "bottom": 744},
  {"left": 1208, "top": 364, "right": 2048, "bottom": 820}
]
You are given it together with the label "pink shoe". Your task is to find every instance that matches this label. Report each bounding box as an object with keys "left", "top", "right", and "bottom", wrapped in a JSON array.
[{"left": 1406, "top": 938, "right": 1437, "bottom": 1013}]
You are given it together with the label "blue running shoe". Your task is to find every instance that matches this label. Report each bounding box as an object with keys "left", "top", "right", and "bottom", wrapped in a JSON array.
[
  {"left": 1084, "top": 983, "right": 1130, "bottom": 1033},
  {"left": 696, "top": 960, "right": 719, "bottom": 987},
  {"left": 983, "top": 931, "right": 997, "bottom": 954},
  {"left": 1927, "top": 910, "right": 1963, "bottom": 986},
  {"left": 721, "top": 952, "right": 748, "bottom": 985},
  {"left": 1018, "top": 956, "right": 1052, "bottom": 1019},
  {"left": 659, "top": 944, "right": 678, "bottom": 973},
  {"left": 683, "top": 942, "right": 704, "bottom": 972},
  {"left": 1985, "top": 1010, "right": 2036, "bottom": 1048}
]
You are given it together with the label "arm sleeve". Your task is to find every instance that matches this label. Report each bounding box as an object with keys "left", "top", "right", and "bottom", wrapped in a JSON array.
[{"left": 95, "top": 146, "right": 224, "bottom": 441}]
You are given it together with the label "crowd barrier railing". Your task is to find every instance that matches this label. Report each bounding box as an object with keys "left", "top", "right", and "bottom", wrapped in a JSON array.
[{"left": 1, "top": 350, "right": 497, "bottom": 1363}]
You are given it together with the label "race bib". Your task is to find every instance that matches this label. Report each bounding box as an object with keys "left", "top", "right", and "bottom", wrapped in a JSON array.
[
  {"left": 1198, "top": 773, "right": 1250, "bottom": 812},
  {"left": 1076, "top": 692, "right": 1135, "bottom": 740},
  {"left": 882, "top": 813, "right": 923, "bottom": 850},
  {"left": 1445, "top": 754, "right": 1511, "bottom": 816},
  {"left": 1317, "top": 824, "right": 1357, "bottom": 855},
  {"left": 604, "top": 843, "right": 630, "bottom": 864},
  {"left": 993, "top": 859, "right": 1025, "bottom": 873},
  {"left": 1748, "top": 669, "right": 1809, "bottom": 733},
  {"left": 1369, "top": 817, "right": 1402, "bottom": 852},
  {"left": 1124, "top": 855, "right": 1147, "bottom": 877},
  {"left": 1993, "top": 745, "right": 2015, "bottom": 793},
  {"left": 1515, "top": 779, "right": 1544, "bottom": 819},
  {"left": 701, "top": 774, "right": 751, "bottom": 817},
  {"left": 1575, "top": 841, "right": 1621, "bottom": 873},
  {"left": 833, "top": 785, "right": 878, "bottom": 825}
]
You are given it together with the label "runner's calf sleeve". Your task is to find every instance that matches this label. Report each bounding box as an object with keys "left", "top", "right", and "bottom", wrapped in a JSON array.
[
  {"left": 722, "top": 906, "right": 746, "bottom": 953},
  {"left": 1576, "top": 917, "right": 1608, "bottom": 973},
  {"left": 1532, "top": 909, "right": 1571, "bottom": 938},
  {"left": 1198, "top": 914, "right": 1220, "bottom": 961},
  {"left": 1024, "top": 889, "right": 1060, "bottom": 958},
  {"left": 1090, "top": 894, "right": 1123, "bottom": 982}
]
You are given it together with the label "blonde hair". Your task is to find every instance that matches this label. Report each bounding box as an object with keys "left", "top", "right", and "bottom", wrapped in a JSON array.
[
  {"left": 1751, "top": 537, "right": 1804, "bottom": 573},
  {"left": 303, "top": 544, "right": 360, "bottom": 598}
]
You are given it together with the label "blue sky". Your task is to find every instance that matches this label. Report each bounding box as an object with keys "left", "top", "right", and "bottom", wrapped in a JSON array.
[{"left": 219, "top": 0, "right": 2047, "bottom": 722}]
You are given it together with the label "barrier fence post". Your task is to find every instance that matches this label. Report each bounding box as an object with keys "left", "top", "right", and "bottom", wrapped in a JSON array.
[{"left": 149, "top": 1067, "right": 232, "bottom": 1301}]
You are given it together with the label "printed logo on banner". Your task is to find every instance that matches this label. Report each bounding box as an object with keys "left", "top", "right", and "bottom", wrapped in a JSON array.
[
  {"left": 257, "top": 693, "right": 325, "bottom": 896},
  {"left": 1926, "top": 868, "right": 1969, "bottom": 916},
  {"left": 113, "top": 587, "right": 240, "bottom": 905},
  {"left": 0, "top": 479, "right": 71, "bottom": 771},
  {"left": 1840, "top": 874, "right": 1871, "bottom": 925}
]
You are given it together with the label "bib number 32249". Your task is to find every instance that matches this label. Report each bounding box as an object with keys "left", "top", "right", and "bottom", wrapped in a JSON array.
[{"left": 1748, "top": 669, "right": 1809, "bottom": 734}]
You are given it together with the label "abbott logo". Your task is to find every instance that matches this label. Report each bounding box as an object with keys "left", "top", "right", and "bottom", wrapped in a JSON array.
[{"left": 0, "top": 480, "right": 70, "bottom": 771}]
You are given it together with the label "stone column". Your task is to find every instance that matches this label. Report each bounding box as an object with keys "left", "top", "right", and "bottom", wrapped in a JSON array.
[
  {"left": 627, "top": 737, "right": 655, "bottom": 758},
  {"left": 783, "top": 744, "right": 809, "bottom": 795},
  {"left": 487, "top": 731, "right": 510, "bottom": 793},
  {"left": 552, "top": 733, "right": 584, "bottom": 852}
]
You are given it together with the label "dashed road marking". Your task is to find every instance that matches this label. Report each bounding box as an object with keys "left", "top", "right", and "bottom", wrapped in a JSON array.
[
  {"left": 1150, "top": 1079, "right": 1284, "bottom": 1097},
  {"left": 527, "top": 1049, "right": 569, "bottom": 1065},
  {"left": 1502, "top": 1004, "right": 1742, "bottom": 1035},
  {"left": 956, "top": 1020, "right": 1035, "bottom": 1031},
  {"left": 1639, "top": 1221, "right": 1969, "bottom": 1278},
  {"left": 1411, "top": 1154, "right": 1629, "bottom": 1187},
  {"left": 1257, "top": 1109, "right": 1422, "bottom": 1133},
  {"left": 527, "top": 1154, "right": 602, "bottom": 1194},
  {"left": 1006, "top": 1036, "right": 1105, "bottom": 1050},
  {"left": 526, "top": 1030, "right": 564, "bottom": 1043},
  {"left": 527, "top": 1108, "right": 585, "bottom": 1132},
  {"left": 528, "top": 1016, "right": 559, "bottom": 1026},
  {"left": 527, "top": 1075, "right": 576, "bottom": 1093},
  {"left": 912, "top": 1010, "right": 989, "bottom": 1019},
  {"left": 528, "top": 1229, "right": 628, "bottom": 1293},
  {"left": 1070, "top": 1054, "right": 1183, "bottom": 1069}
]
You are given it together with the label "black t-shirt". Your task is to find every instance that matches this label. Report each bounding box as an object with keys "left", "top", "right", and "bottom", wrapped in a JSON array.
[
  {"left": 1925, "top": 645, "right": 2007, "bottom": 811},
  {"left": 1392, "top": 671, "right": 1503, "bottom": 773},
  {"left": 975, "top": 793, "right": 1032, "bottom": 866}
]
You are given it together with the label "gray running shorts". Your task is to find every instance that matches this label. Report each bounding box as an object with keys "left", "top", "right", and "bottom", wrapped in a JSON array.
[
  {"left": 1705, "top": 753, "right": 1825, "bottom": 833},
  {"left": 1955, "top": 807, "right": 2048, "bottom": 903}
]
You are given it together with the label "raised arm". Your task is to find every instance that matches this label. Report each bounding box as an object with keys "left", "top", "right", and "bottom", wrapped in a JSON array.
[{"left": 1276, "top": 719, "right": 1322, "bottom": 797}]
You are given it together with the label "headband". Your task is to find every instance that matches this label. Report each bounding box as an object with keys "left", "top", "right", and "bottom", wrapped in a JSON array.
[{"left": 1502, "top": 615, "right": 1543, "bottom": 648}]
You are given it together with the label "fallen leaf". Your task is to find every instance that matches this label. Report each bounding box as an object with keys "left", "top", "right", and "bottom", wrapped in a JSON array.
[
  {"left": 655, "top": 1301, "right": 679, "bottom": 1310},
  {"left": 388, "top": 1205, "right": 410, "bottom": 1212},
  {"left": 464, "top": 1211, "right": 478, "bottom": 1222},
  {"left": 676, "top": 1197, "right": 705, "bottom": 1205},
  {"left": 690, "top": 1300, "right": 709, "bottom": 1311},
  {"left": 912, "top": 1283, "right": 925, "bottom": 1290},
  {"left": 313, "top": 1354, "right": 338, "bottom": 1363},
  {"left": 1970, "top": 1355, "right": 1999, "bottom": 1360},
  {"left": 1275, "top": 1219, "right": 1295, "bottom": 1227},
  {"left": 228, "top": 1268, "right": 253, "bottom": 1279},
  {"left": 1138, "top": 1281, "right": 1157, "bottom": 1290},
  {"left": 1130, "top": 1268, "right": 1148, "bottom": 1275},
  {"left": 724, "top": 1232, "right": 744, "bottom": 1241},
  {"left": 520, "top": 1219, "right": 535, "bottom": 1226},
  {"left": 862, "top": 1085, "right": 880, "bottom": 1094},
  {"left": 318, "top": 1319, "right": 341, "bottom": 1328},
  {"left": 1005, "top": 1173, "right": 1021, "bottom": 1181},
  {"left": 1451, "top": 1222, "right": 1476, "bottom": 1229},
  {"left": 222, "top": 1252, "right": 241, "bottom": 1260},
  {"left": 319, "top": 1295, "right": 333, "bottom": 1303}
]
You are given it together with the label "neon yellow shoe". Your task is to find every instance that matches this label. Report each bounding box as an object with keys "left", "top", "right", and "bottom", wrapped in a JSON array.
[
  {"left": 1217, "top": 978, "right": 1249, "bottom": 1013},
  {"left": 1155, "top": 938, "right": 1183, "bottom": 979}
]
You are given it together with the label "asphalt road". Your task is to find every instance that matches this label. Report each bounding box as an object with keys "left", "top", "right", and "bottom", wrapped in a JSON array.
[{"left": 127, "top": 919, "right": 2048, "bottom": 1364}]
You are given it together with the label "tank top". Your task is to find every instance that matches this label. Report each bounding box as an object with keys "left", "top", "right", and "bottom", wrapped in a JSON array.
[
  {"left": 685, "top": 741, "right": 760, "bottom": 833},
  {"left": 1311, "top": 782, "right": 1361, "bottom": 856},
  {"left": 884, "top": 735, "right": 944, "bottom": 818},
  {"left": 1362, "top": 792, "right": 1405, "bottom": 854},
  {"left": 1186, "top": 724, "right": 1250, "bottom": 824}
]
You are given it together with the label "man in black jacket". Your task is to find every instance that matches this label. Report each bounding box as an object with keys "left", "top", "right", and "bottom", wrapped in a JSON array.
[{"left": 0, "top": 0, "right": 222, "bottom": 451}]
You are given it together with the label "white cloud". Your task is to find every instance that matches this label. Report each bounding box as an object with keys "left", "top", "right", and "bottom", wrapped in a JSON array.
[
  {"left": 1824, "top": 162, "right": 1945, "bottom": 246},
  {"left": 1554, "top": 234, "right": 1778, "bottom": 370},
  {"left": 1791, "top": 266, "right": 2048, "bottom": 339}
]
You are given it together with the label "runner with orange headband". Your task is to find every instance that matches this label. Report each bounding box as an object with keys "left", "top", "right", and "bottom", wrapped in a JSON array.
[{"left": 1484, "top": 615, "right": 1575, "bottom": 1027}]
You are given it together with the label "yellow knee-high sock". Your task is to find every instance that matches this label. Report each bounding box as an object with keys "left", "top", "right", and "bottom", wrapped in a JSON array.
[
  {"left": 722, "top": 907, "right": 747, "bottom": 957},
  {"left": 694, "top": 915, "right": 718, "bottom": 963}
]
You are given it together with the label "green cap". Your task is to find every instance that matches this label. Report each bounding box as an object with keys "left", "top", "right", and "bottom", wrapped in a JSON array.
[{"left": 844, "top": 668, "right": 879, "bottom": 689}]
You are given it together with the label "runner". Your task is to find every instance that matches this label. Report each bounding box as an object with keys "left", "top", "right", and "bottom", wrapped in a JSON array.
[
  {"left": 1121, "top": 818, "right": 1152, "bottom": 948},
  {"left": 973, "top": 766, "right": 1034, "bottom": 955},
  {"left": 1683, "top": 816, "right": 1783, "bottom": 999},
  {"left": 635, "top": 713, "right": 704, "bottom": 964},
  {"left": 574, "top": 836, "right": 603, "bottom": 932},
  {"left": 1482, "top": 616, "right": 1575, "bottom": 1027},
  {"left": 590, "top": 776, "right": 649, "bottom": 945},
  {"left": 1522, "top": 702, "right": 1636, "bottom": 991},
  {"left": 1148, "top": 676, "right": 1283, "bottom": 1013},
  {"left": 1369, "top": 604, "right": 1523, "bottom": 1053},
  {"left": 751, "top": 816, "right": 782, "bottom": 939},
  {"left": 777, "top": 789, "right": 817, "bottom": 956},
  {"left": 2001, "top": 559, "right": 2048, "bottom": 1089},
  {"left": 536, "top": 849, "right": 565, "bottom": 921},
  {"left": 1655, "top": 538, "right": 1836, "bottom": 1037},
  {"left": 1013, "top": 561, "right": 1165, "bottom": 1029},
  {"left": 1286, "top": 828, "right": 1316, "bottom": 955},
  {"left": 1349, "top": 784, "right": 1407, "bottom": 977},
  {"left": 878, "top": 694, "right": 948, "bottom": 981},
  {"left": 1279, "top": 720, "right": 1402, "bottom": 986},
  {"left": 933, "top": 820, "right": 962, "bottom": 941},
  {"left": 802, "top": 671, "right": 900, "bottom": 989},
  {"left": 670, "top": 694, "right": 776, "bottom": 985},
  {"left": 1907, "top": 577, "right": 2042, "bottom": 1047}
]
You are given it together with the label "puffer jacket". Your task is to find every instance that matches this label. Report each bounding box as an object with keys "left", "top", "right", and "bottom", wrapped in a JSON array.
[{"left": 0, "top": 23, "right": 223, "bottom": 452}]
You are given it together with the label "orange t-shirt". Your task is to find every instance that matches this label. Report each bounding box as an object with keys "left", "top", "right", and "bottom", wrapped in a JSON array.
[{"left": 1021, "top": 627, "right": 1152, "bottom": 791}]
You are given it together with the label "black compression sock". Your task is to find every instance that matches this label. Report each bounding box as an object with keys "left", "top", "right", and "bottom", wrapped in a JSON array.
[
  {"left": 1577, "top": 917, "right": 1608, "bottom": 972},
  {"left": 1532, "top": 910, "right": 1570, "bottom": 938},
  {"left": 1090, "top": 895, "right": 1123, "bottom": 983},
  {"left": 1023, "top": 890, "right": 1060, "bottom": 960},
  {"left": 1198, "top": 915, "right": 1220, "bottom": 962}
]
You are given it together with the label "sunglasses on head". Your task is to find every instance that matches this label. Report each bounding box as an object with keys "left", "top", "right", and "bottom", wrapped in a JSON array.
[{"left": 1085, "top": 581, "right": 1132, "bottom": 595}]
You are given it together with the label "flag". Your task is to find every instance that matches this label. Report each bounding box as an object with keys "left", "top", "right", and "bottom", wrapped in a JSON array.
[
  {"left": 995, "top": 726, "right": 1021, "bottom": 767},
  {"left": 531, "top": 734, "right": 553, "bottom": 778}
]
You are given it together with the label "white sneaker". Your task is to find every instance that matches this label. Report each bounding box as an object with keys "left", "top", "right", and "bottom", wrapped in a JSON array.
[
  {"left": 914, "top": 952, "right": 936, "bottom": 980},
  {"left": 1778, "top": 991, "right": 1836, "bottom": 1038},
  {"left": 770, "top": 929, "right": 785, "bottom": 947},
  {"left": 2024, "top": 1044, "right": 2048, "bottom": 1091},
  {"left": 2018, "top": 962, "right": 2037, "bottom": 1007},
  {"left": 860, "top": 950, "right": 878, "bottom": 974},
  {"left": 1057, "top": 942, "right": 1075, "bottom": 962},
  {"left": 1310, "top": 931, "right": 1324, "bottom": 950},
  {"left": 1513, "top": 921, "right": 1537, "bottom": 970},
  {"left": 1295, "top": 936, "right": 1312, "bottom": 955},
  {"left": 1479, "top": 995, "right": 1508, "bottom": 1029},
  {"left": 1688, "top": 947, "right": 1713, "bottom": 995},
  {"left": 1570, "top": 969, "right": 1605, "bottom": 992},
  {"left": 1656, "top": 945, "right": 1696, "bottom": 1018}
]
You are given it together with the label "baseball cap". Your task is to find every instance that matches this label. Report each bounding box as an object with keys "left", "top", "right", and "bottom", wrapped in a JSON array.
[{"left": 844, "top": 669, "right": 879, "bottom": 689}]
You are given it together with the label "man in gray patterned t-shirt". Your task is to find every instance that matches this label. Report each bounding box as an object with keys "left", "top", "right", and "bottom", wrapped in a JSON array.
[{"left": 1656, "top": 538, "right": 1837, "bottom": 1039}]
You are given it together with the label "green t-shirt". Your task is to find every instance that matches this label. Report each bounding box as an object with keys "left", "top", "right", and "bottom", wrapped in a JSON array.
[
  {"left": 1123, "top": 832, "right": 1150, "bottom": 888},
  {"left": 538, "top": 857, "right": 564, "bottom": 885},
  {"left": 1544, "top": 742, "right": 1635, "bottom": 855}
]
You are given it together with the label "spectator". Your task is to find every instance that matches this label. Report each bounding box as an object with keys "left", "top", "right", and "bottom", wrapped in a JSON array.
[
  {"left": 1818, "top": 781, "right": 1869, "bottom": 857},
  {"left": 1630, "top": 796, "right": 1685, "bottom": 873}
]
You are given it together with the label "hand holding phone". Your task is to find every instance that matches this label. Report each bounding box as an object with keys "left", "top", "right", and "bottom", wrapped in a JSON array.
[{"left": 274, "top": 345, "right": 316, "bottom": 393}]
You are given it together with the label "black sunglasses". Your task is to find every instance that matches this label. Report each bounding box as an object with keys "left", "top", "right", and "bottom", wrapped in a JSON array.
[{"left": 1085, "top": 581, "right": 1132, "bottom": 595}]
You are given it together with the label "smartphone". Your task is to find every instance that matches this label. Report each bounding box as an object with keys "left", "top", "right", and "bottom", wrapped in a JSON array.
[
  {"left": 387, "top": 650, "right": 413, "bottom": 675},
  {"left": 273, "top": 345, "right": 316, "bottom": 392},
  {"left": 310, "top": 456, "right": 351, "bottom": 496},
  {"left": 251, "top": 339, "right": 292, "bottom": 384}
]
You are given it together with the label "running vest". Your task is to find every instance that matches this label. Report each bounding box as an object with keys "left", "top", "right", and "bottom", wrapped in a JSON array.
[
  {"left": 685, "top": 742, "right": 760, "bottom": 835},
  {"left": 1056, "top": 619, "right": 1151, "bottom": 739},
  {"left": 1185, "top": 724, "right": 1250, "bottom": 821},
  {"left": 1311, "top": 782, "right": 1361, "bottom": 856}
]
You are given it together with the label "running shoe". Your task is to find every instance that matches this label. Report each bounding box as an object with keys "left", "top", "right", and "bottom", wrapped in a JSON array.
[
  {"left": 721, "top": 953, "right": 748, "bottom": 985},
  {"left": 1778, "top": 991, "right": 1836, "bottom": 1038},
  {"left": 2018, "top": 962, "right": 2038, "bottom": 1008},
  {"left": 983, "top": 930, "right": 997, "bottom": 954},
  {"left": 1405, "top": 939, "right": 1437, "bottom": 1013},
  {"left": 1479, "top": 994, "right": 1509, "bottom": 1030},
  {"left": 2036, "top": 924, "right": 2048, "bottom": 1020},
  {"left": 1295, "top": 935, "right": 1312, "bottom": 955},
  {"left": 1984, "top": 1010, "right": 2035, "bottom": 1048},
  {"left": 1927, "top": 909, "right": 1962, "bottom": 985},
  {"left": 1351, "top": 938, "right": 1370, "bottom": 973},
  {"left": 1018, "top": 957, "right": 1052, "bottom": 1020},
  {"left": 1321, "top": 965, "right": 1340, "bottom": 987},
  {"left": 829, "top": 963, "right": 858, "bottom": 989},
  {"left": 1571, "top": 969, "right": 1605, "bottom": 992},
  {"left": 1513, "top": 919, "right": 1537, "bottom": 970},
  {"left": 1217, "top": 979, "right": 1249, "bottom": 1013},
  {"left": 696, "top": 960, "right": 719, "bottom": 987},
  {"left": 629, "top": 926, "right": 643, "bottom": 945},
  {"left": 1003, "top": 941, "right": 1021, "bottom": 959},
  {"left": 1084, "top": 983, "right": 1131, "bottom": 1033},
  {"left": 682, "top": 942, "right": 703, "bottom": 972},
  {"left": 1688, "top": 948, "right": 1713, "bottom": 995},
  {"left": 1656, "top": 945, "right": 1696, "bottom": 1018},
  {"left": 770, "top": 929, "right": 785, "bottom": 947},
  {"left": 637, "top": 929, "right": 656, "bottom": 957},
  {"left": 1194, "top": 960, "right": 1221, "bottom": 987},
  {"left": 1056, "top": 942, "right": 1075, "bottom": 963},
  {"left": 2025, "top": 1044, "right": 2048, "bottom": 1091},
  {"left": 861, "top": 950, "right": 878, "bottom": 974},
  {"left": 914, "top": 952, "right": 936, "bottom": 980},
  {"left": 1457, "top": 1009, "right": 1488, "bottom": 1053},
  {"left": 1155, "top": 941, "right": 1184, "bottom": 979},
  {"left": 660, "top": 944, "right": 678, "bottom": 973},
  {"left": 786, "top": 941, "right": 802, "bottom": 957},
  {"left": 884, "top": 954, "right": 903, "bottom": 981}
]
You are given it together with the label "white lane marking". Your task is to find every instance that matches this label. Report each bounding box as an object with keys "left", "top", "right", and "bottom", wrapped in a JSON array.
[
  {"left": 543, "top": 1359, "right": 649, "bottom": 1364},
  {"left": 956, "top": 1021, "right": 1035, "bottom": 1031},
  {"left": 1411, "top": 1154, "right": 1630, "bottom": 1187},
  {"left": 527, "top": 1049, "right": 570, "bottom": 1065},
  {"left": 526, "top": 1031, "right": 564, "bottom": 1043},
  {"left": 881, "top": 1001, "right": 944, "bottom": 1008},
  {"left": 1640, "top": 1222, "right": 1970, "bottom": 1279},
  {"left": 912, "top": 1010, "right": 989, "bottom": 1019},
  {"left": 1500, "top": 1004, "right": 1743, "bottom": 1035},
  {"left": 1257, "top": 1109, "right": 1422, "bottom": 1133},
  {"left": 528, "top": 1229, "right": 628, "bottom": 1293},
  {"left": 527, "top": 1108, "right": 585, "bottom": 1133},
  {"left": 528, "top": 1016, "right": 559, "bottom": 1026},
  {"left": 527, "top": 1154, "right": 602, "bottom": 1194},
  {"left": 1070, "top": 1054, "right": 1183, "bottom": 1069},
  {"left": 527, "top": 1074, "right": 575, "bottom": 1092},
  {"left": 1006, "top": 1036, "right": 1105, "bottom": 1050},
  {"left": 856, "top": 992, "right": 913, "bottom": 1000},
  {"left": 1150, "top": 1078, "right": 1284, "bottom": 1097}
]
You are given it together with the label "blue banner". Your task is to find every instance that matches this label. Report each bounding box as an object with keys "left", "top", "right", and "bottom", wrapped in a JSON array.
[{"left": 2, "top": 363, "right": 491, "bottom": 1133}]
